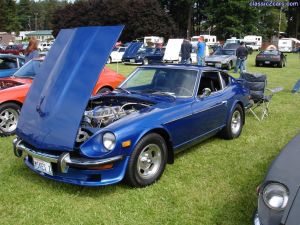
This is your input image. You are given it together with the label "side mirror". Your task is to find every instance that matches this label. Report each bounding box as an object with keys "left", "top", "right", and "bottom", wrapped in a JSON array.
[{"left": 200, "top": 88, "right": 212, "bottom": 98}]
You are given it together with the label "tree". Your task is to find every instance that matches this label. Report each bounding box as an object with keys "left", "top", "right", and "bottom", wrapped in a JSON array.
[
  {"left": 51, "top": 0, "right": 178, "bottom": 41},
  {"left": 3, "top": 0, "right": 20, "bottom": 33},
  {"left": 0, "top": 0, "right": 6, "bottom": 31},
  {"left": 17, "top": 0, "right": 32, "bottom": 31}
]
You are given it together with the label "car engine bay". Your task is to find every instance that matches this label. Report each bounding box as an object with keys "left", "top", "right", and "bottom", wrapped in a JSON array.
[
  {"left": 76, "top": 96, "right": 153, "bottom": 143},
  {"left": 0, "top": 80, "right": 23, "bottom": 90}
]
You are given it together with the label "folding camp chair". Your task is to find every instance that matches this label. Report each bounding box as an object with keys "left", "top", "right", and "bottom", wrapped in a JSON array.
[{"left": 240, "top": 72, "right": 283, "bottom": 121}]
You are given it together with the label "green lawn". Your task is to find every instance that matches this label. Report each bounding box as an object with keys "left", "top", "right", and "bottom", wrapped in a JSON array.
[{"left": 1, "top": 53, "right": 300, "bottom": 225}]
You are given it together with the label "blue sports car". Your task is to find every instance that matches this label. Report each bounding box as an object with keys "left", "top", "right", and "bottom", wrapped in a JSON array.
[
  {"left": 13, "top": 26, "right": 250, "bottom": 187},
  {"left": 0, "top": 54, "right": 25, "bottom": 77}
]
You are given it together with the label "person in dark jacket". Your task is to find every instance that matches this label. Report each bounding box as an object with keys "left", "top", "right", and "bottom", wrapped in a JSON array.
[
  {"left": 234, "top": 42, "right": 248, "bottom": 73},
  {"left": 180, "top": 39, "right": 192, "bottom": 64}
]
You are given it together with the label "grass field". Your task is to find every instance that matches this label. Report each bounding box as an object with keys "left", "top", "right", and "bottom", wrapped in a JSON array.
[{"left": 1, "top": 53, "right": 300, "bottom": 225}]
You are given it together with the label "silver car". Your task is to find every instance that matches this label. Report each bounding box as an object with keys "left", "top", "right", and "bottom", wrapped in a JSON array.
[{"left": 205, "top": 49, "right": 237, "bottom": 70}]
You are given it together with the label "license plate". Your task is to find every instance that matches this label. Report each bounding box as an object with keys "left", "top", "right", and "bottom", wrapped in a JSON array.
[
  {"left": 215, "top": 63, "right": 222, "bottom": 68},
  {"left": 130, "top": 59, "right": 135, "bottom": 63},
  {"left": 207, "top": 63, "right": 213, "bottom": 66},
  {"left": 33, "top": 158, "right": 53, "bottom": 176},
  {"left": 265, "top": 61, "right": 270, "bottom": 64}
]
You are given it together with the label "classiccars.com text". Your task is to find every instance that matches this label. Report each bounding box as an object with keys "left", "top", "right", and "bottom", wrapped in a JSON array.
[{"left": 249, "top": 1, "right": 299, "bottom": 7}]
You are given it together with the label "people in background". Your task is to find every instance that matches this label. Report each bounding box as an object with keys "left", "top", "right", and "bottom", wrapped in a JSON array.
[
  {"left": 234, "top": 42, "right": 248, "bottom": 73},
  {"left": 180, "top": 39, "right": 192, "bottom": 64},
  {"left": 24, "top": 37, "right": 39, "bottom": 63},
  {"left": 197, "top": 36, "right": 206, "bottom": 66}
]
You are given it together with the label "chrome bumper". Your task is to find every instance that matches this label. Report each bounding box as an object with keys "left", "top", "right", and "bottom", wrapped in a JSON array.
[{"left": 13, "top": 138, "right": 123, "bottom": 173}]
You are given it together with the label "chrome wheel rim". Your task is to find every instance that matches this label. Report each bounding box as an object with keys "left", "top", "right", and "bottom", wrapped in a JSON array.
[
  {"left": 231, "top": 110, "right": 241, "bottom": 135},
  {"left": 0, "top": 108, "right": 19, "bottom": 133},
  {"left": 137, "top": 144, "right": 162, "bottom": 179}
]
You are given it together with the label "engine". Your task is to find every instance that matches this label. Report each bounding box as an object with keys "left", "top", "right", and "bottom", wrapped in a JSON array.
[{"left": 76, "top": 99, "right": 152, "bottom": 144}]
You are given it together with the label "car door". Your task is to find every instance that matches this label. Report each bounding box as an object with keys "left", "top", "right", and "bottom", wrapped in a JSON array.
[{"left": 190, "top": 71, "right": 228, "bottom": 139}]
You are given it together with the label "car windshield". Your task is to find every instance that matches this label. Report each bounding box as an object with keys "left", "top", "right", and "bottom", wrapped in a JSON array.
[
  {"left": 261, "top": 50, "right": 279, "bottom": 55},
  {"left": 0, "top": 58, "right": 17, "bottom": 69},
  {"left": 120, "top": 67, "right": 198, "bottom": 98},
  {"left": 214, "top": 49, "right": 235, "bottom": 55},
  {"left": 13, "top": 60, "right": 42, "bottom": 78}
]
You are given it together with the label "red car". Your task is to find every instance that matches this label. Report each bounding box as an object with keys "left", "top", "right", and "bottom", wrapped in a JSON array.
[
  {"left": 0, "top": 44, "right": 26, "bottom": 55},
  {"left": 0, "top": 58, "right": 125, "bottom": 136}
]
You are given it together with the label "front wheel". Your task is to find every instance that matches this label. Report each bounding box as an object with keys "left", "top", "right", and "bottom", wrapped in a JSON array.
[
  {"left": 125, "top": 133, "right": 167, "bottom": 187},
  {"left": 220, "top": 104, "right": 244, "bottom": 139},
  {"left": 143, "top": 58, "right": 149, "bottom": 65},
  {"left": 0, "top": 103, "right": 21, "bottom": 136}
]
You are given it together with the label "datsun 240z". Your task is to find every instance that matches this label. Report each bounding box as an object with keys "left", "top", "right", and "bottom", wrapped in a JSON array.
[{"left": 13, "top": 26, "right": 250, "bottom": 187}]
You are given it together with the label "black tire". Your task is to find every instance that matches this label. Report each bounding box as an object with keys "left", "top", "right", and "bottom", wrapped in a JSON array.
[
  {"left": 143, "top": 58, "right": 149, "bottom": 65},
  {"left": 227, "top": 61, "right": 232, "bottom": 70},
  {"left": 97, "top": 87, "right": 111, "bottom": 94},
  {"left": 278, "top": 60, "right": 283, "bottom": 68},
  {"left": 125, "top": 133, "right": 167, "bottom": 187},
  {"left": 0, "top": 102, "right": 21, "bottom": 136},
  {"left": 220, "top": 104, "right": 244, "bottom": 139},
  {"left": 255, "top": 61, "right": 259, "bottom": 67},
  {"left": 107, "top": 57, "right": 112, "bottom": 64}
]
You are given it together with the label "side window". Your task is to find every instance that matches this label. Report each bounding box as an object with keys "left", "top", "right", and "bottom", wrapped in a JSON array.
[
  {"left": 197, "top": 71, "right": 222, "bottom": 96},
  {"left": 19, "top": 58, "right": 25, "bottom": 67},
  {"left": 220, "top": 72, "right": 230, "bottom": 88}
]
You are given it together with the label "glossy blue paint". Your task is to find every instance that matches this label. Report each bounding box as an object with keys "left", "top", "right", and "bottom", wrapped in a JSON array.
[
  {"left": 16, "top": 26, "right": 124, "bottom": 151},
  {"left": 121, "top": 42, "right": 143, "bottom": 63},
  {"left": 0, "top": 54, "right": 25, "bottom": 77},
  {"left": 14, "top": 27, "right": 249, "bottom": 186}
]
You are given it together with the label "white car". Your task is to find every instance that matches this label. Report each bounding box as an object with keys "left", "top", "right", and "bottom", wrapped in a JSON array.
[
  {"left": 38, "top": 42, "right": 52, "bottom": 52},
  {"left": 107, "top": 47, "right": 127, "bottom": 63}
]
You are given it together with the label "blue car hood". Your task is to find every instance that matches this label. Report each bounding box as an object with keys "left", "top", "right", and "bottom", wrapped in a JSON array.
[
  {"left": 122, "top": 42, "right": 143, "bottom": 58},
  {"left": 0, "top": 68, "right": 17, "bottom": 78},
  {"left": 16, "top": 26, "right": 124, "bottom": 151}
]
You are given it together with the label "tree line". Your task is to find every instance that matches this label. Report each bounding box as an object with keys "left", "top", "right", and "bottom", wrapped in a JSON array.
[{"left": 0, "top": 0, "right": 299, "bottom": 42}]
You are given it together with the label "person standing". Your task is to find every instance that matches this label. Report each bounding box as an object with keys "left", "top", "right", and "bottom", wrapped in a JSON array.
[
  {"left": 180, "top": 39, "right": 192, "bottom": 64},
  {"left": 24, "top": 37, "right": 39, "bottom": 63},
  {"left": 197, "top": 36, "right": 206, "bottom": 66},
  {"left": 234, "top": 42, "right": 248, "bottom": 73}
]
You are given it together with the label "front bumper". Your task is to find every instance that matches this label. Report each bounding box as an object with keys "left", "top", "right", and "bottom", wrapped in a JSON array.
[
  {"left": 13, "top": 138, "right": 128, "bottom": 186},
  {"left": 253, "top": 211, "right": 262, "bottom": 225},
  {"left": 205, "top": 61, "right": 227, "bottom": 68}
]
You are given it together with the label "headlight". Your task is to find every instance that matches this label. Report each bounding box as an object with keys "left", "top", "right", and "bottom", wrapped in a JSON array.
[
  {"left": 263, "top": 183, "right": 289, "bottom": 210},
  {"left": 102, "top": 132, "right": 116, "bottom": 151}
]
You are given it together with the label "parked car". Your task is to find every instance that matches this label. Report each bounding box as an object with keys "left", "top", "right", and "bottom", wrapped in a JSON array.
[
  {"left": 0, "top": 44, "right": 26, "bottom": 55},
  {"left": 38, "top": 42, "right": 52, "bottom": 52},
  {"left": 223, "top": 43, "right": 253, "bottom": 55},
  {"left": 122, "top": 41, "right": 143, "bottom": 64},
  {"left": 107, "top": 46, "right": 127, "bottom": 63},
  {"left": 0, "top": 58, "right": 125, "bottom": 136},
  {"left": 0, "top": 54, "right": 25, "bottom": 77},
  {"left": 205, "top": 48, "right": 237, "bottom": 69},
  {"left": 12, "top": 26, "right": 250, "bottom": 188},
  {"left": 253, "top": 133, "right": 300, "bottom": 225},
  {"left": 255, "top": 50, "right": 286, "bottom": 67},
  {"left": 13, "top": 61, "right": 250, "bottom": 187}
]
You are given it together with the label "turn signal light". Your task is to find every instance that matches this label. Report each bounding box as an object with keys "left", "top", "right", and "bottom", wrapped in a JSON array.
[{"left": 122, "top": 140, "right": 131, "bottom": 148}]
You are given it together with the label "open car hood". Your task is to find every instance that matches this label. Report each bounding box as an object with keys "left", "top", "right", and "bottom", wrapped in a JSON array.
[
  {"left": 17, "top": 26, "right": 124, "bottom": 151},
  {"left": 122, "top": 42, "right": 143, "bottom": 58}
]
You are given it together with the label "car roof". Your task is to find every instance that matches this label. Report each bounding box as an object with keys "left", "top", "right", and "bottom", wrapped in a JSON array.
[{"left": 140, "top": 64, "right": 224, "bottom": 72}]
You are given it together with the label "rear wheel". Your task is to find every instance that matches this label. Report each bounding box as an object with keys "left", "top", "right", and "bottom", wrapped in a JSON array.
[
  {"left": 125, "top": 133, "right": 167, "bottom": 187},
  {"left": 278, "top": 60, "right": 283, "bottom": 68},
  {"left": 0, "top": 103, "right": 21, "bottom": 136},
  {"left": 220, "top": 104, "right": 244, "bottom": 139}
]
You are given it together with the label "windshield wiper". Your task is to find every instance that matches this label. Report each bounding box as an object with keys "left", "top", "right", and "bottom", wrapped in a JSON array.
[
  {"left": 115, "top": 87, "right": 131, "bottom": 94},
  {"left": 151, "top": 91, "right": 176, "bottom": 99}
]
